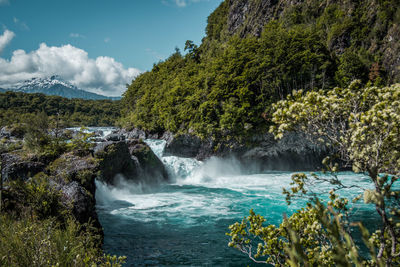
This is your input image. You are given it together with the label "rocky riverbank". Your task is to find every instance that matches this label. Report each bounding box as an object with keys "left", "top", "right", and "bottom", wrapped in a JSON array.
[
  {"left": 117, "top": 128, "right": 328, "bottom": 171},
  {"left": 0, "top": 129, "right": 168, "bottom": 229}
]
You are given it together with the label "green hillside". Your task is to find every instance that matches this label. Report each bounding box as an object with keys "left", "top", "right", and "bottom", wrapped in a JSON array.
[{"left": 121, "top": 0, "right": 400, "bottom": 140}]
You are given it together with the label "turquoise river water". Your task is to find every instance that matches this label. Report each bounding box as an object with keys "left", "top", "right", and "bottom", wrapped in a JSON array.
[{"left": 95, "top": 139, "right": 382, "bottom": 266}]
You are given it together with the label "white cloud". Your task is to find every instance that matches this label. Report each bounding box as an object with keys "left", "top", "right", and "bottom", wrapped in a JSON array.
[
  {"left": 104, "top": 37, "right": 110, "bottom": 43},
  {"left": 0, "top": 29, "right": 15, "bottom": 54},
  {"left": 0, "top": 42, "right": 141, "bottom": 96},
  {"left": 70, "top": 33, "right": 85, "bottom": 38}
]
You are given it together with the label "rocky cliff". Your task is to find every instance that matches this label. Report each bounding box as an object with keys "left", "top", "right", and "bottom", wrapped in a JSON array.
[
  {"left": 118, "top": 128, "right": 327, "bottom": 171},
  {"left": 162, "top": 131, "right": 328, "bottom": 171},
  {"left": 209, "top": 0, "right": 400, "bottom": 83}
]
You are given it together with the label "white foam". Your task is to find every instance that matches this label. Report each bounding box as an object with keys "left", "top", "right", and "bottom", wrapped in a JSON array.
[
  {"left": 96, "top": 178, "right": 236, "bottom": 225},
  {"left": 96, "top": 139, "right": 373, "bottom": 226},
  {"left": 145, "top": 139, "right": 203, "bottom": 180},
  {"left": 144, "top": 139, "right": 166, "bottom": 158},
  {"left": 66, "top": 126, "right": 117, "bottom": 138}
]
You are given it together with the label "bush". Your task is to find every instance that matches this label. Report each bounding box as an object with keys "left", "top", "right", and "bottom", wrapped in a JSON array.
[
  {"left": 229, "top": 82, "right": 400, "bottom": 265},
  {"left": 3, "top": 174, "right": 66, "bottom": 221},
  {"left": 0, "top": 214, "right": 126, "bottom": 267},
  {"left": 66, "top": 128, "right": 95, "bottom": 156},
  {"left": 1, "top": 171, "right": 126, "bottom": 266}
]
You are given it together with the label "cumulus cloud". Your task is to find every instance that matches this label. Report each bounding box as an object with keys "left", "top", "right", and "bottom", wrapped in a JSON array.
[
  {"left": 0, "top": 29, "right": 15, "bottom": 54},
  {"left": 0, "top": 41, "right": 141, "bottom": 96}
]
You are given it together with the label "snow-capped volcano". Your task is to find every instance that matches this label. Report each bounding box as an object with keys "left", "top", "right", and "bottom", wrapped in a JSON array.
[{"left": 5, "top": 76, "right": 120, "bottom": 100}]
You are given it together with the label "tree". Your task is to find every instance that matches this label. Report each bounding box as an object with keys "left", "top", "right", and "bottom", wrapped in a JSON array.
[
  {"left": 335, "top": 51, "right": 369, "bottom": 87},
  {"left": 24, "top": 111, "right": 50, "bottom": 152},
  {"left": 228, "top": 81, "right": 400, "bottom": 265}
]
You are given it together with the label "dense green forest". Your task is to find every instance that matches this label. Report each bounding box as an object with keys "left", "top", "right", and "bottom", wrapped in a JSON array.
[
  {"left": 0, "top": 91, "right": 121, "bottom": 128},
  {"left": 121, "top": 0, "right": 400, "bottom": 140}
]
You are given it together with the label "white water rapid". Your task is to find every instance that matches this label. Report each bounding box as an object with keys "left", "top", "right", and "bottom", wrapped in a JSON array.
[{"left": 95, "top": 138, "right": 381, "bottom": 266}]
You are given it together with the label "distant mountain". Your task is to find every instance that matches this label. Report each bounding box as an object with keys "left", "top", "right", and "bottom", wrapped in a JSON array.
[
  {"left": 3, "top": 76, "right": 121, "bottom": 100},
  {"left": 0, "top": 88, "right": 6, "bottom": 93}
]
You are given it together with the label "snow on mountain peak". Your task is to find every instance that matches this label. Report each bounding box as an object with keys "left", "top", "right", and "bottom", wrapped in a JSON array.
[
  {"left": 4, "top": 75, "right": 121, "bottom": 100},
  {"left": 19, "top": 76, "right": 78, "bottom": 91}
]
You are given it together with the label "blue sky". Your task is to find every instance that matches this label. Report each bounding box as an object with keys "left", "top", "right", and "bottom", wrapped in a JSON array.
[{"left": 0, "top": 0, "right": 223, "bottom": 96}]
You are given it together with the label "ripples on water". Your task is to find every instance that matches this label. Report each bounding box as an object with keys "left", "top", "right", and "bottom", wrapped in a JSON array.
[{"left": 96, "top": 138, "right": 381, "bottom": 266}]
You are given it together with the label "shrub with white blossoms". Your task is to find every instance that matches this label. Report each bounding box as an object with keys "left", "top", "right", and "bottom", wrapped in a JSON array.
[{"left": 228, "top": 81, "right": 400, "bottom": 266}]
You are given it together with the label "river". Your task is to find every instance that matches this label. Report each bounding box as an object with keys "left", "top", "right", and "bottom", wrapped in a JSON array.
[{"left": 93, "top": 138, "right": 385, "bottom": 266}]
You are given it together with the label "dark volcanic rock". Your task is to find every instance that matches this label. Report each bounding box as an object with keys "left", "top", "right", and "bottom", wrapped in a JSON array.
[
  {"left": 94, "top": 141, "right": 138, "bottom": 184},
  {"left": 0, "top": 126, "right": 25, "bottom": 139},
  {"left": 48, "top": 152, "right": 98, "bottom": 192},
  {"left": 127, "top": 140, "right": 168, "bottom": 183},
  {"left": 228, "top": 0, "right": 278, "bottom": 37},
  {"left": 47, "top": 152, "right": 99, "bottom": 224},
  {"left": 94, "top": 139, "right": 168, "bottom": 184},
  {"left": 105, "top": 133, "right": 125, "bottom": 142},
  {"left": 59, "top": 181, "right": 98, "bottom": 225},
  {"left": 44, "top": 139, "right": 168, "bottom": 224},
  {"left": 120, "top": 128, "right": 147, "bottom": 140},
  {"left": 241, "top": 133, "right": 327, "bottom": 171},
  {"left": 1, "top": 153, "right": 45, "bottom": 182},
  {"left": 162, "top": 132, "right": 327, "bottom": 171},
  {"left": 163, "top": 134, "right": 204, "bottom": 158}
]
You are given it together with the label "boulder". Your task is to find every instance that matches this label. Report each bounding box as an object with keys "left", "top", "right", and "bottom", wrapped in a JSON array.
[
  {"left": 162, "top": 133, "right": 240, "bottom": 160},
  {"left": 0, "top": 127, "right": 11, "bottom": 138},
  {"left": 1, "top": 152, "right": 45, "bottom": 182},
  {"left": 163, "top": 134, "right": 205, "bottom": 158},
  {"left": 0, "top": 125, "right": 25, "bottom": 139},
  {"left": 94, "top": 139, "right": 168, "bottom": 185},
  {"left": 119, "top": 128, "right": 163, "bottom": 140},
  {"left": 46, "top": 152, "right": 101, "bottom": 226},
  {"left": 94, "top": 141, "right": 137, "bottom": 185},
  {"left": 47, "top": 152, "right": 98, "bottom": 192},
  {"left": 124, "top": 128, "right": 147, "bottom": 140},
  {"left": 241, "top": 133, "right": 327, "bottom": 171},
  {"left": 59, "top": 181, "right": 98, "bottom": 226},
  {"left": 105, "top": 133, "right": 125, "bottom": 142},
  {"left": 127, "top": 140, "right": 168, "bottom": 183}
]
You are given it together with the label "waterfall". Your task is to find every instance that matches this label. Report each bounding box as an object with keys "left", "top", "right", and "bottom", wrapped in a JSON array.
[
  {"left": 145, "top": 139, "right": 203, "bottom": 180},
  {"left": 95, "top": 135, "right": 379, "bottom": 266}
]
